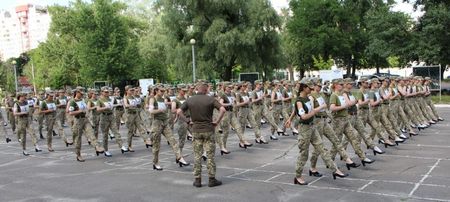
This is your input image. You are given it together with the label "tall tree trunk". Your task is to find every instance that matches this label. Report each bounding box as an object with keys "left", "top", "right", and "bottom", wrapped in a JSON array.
[
  {"left": 223, "top": 65, "right": 232, "bottom": 81},
  {"left": 288, "top": 64, "right": 294, "bottom": 81},
  {"left": 299, "top": 69, "right": 305, "bottom": 79},
  {"left": 376, "top": 66, "right": 380, "bottom": 74}
]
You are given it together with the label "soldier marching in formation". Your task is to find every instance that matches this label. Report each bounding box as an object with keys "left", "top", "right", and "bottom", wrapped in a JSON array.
[{"left": 0, "top": 76, "right": 444, "bottom": 187}]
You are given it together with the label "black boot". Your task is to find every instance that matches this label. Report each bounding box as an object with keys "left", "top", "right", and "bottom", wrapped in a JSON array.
[
  {"left": 39, "top": 132, "right": 45, "bottom": 140},
  {"left": 208, "top": 177, "right": 222, "bottom": 187},
  {"left": 193, "top": 178, "right": 202, "bottom": 187}
]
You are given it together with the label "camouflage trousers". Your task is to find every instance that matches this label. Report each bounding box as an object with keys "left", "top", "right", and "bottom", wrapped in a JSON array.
[
  {"left": 36, "top": 113, "right": 44, "bottom": 135},
  {"left": 419, "top": 97, "right": 435, "bottom": 120},
  {"left": 151, "top": 119, "right": 181, "bottom": 165},
  {"left": 56, "top": 108, "right": 66, "bottom": 126},
  {"left": 139, "top": 109, "right": 152, "bottom": 133},
  {"left": 175, "top": 118, "right": 188, "bottom": 151},
  {"left": 386, "top": 101, "right": 404, "bottom": 136},
  {"left": 310, "top": 117, "right": 349, "bottom": 169},
  {"left": 7, "top": 110, "right": 15, "bottom": 133},
  {"left": 238, "top": 107, "right": 260, "bottom": 139},
  {"left": 342, "top": 113, "right": 376, "bottom": 150},
  {"left": 251, "top": 104, "right": 264, "bottom": 139},
  {"left": 379, "top": 104, "right": 399, "bottom": 140},
  {"left": 88, "top": 112, "right": 100, "bottom": 139},
  {"left": 425, "top": 96, "right": 439, "bottom": 119},
  {"left": 16, "top": 116, "right": 37, "bottom": 150},
  {"left": 114, "top": 108, "right": 124, "bottom": 130},
  {"left": 282, "top": 102, "right": 293, "bottom": 131},
  {"left": 193, "top": 131, "right": 216, "bottom": 178},
  {"left": 403, "top": 99, "right": 421, "bottom": 125},
  {"left": 296, "top": 123, "right": 337, "bottom": 178},
  {"left": 409, "top": 98, "right": 427, "bottom": 123},
  {"left": 126, "top": 111, "right": 149, "bottom": 148},
  {"left": 218, "top": 111, "right": 245, "bottom": 149},
  {"left": 45, "top": 113, "right": 68, "bottom": 146},
  {"left": 263, "top": 100, "right": 279, "bottom": 134},
  {"left": 368, "top": 106, "right": 390, "bottom": 141},
  {"left": 330, "top": 116, "right": 366, "bottom": 160},
  {"left": 100, "top": 113, "right": 123, "bottom": 151},
  {"left": 72, "top": 116, "right": 101, "bottom": 156},
  {"left": 271, "top": 104, "right": 283, "bottom": 131},
  {"left": 396, "top": 100, "right": 413, "bottom": 131}
]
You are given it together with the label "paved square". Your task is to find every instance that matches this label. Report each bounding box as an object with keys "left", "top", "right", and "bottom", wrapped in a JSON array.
[{"left": 1, "top": 107, "right": 449, "bottom": 202}]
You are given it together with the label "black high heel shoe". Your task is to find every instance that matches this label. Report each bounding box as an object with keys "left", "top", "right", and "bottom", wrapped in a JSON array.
[
  {"left": 23, "top": 151, "right": 30, "bottom": 156},
  {"left": 346, "top": 162, "right": 360, "bottom": 170},
  {"left": 409, "top": 132, "right": 418, "bottom": 137},
  {"left": 109, "top": 135, "right": 115, "bottom": 140},
  {"left": 294, "top": 178, "right": 308, "bottom": 185},
  {"left": 220, "top": 150, "right": 231, "bottom": 155},
  {"left": 202, "top": 155, "right": 207, "bottom": 161},
  {"left": 121, "top": 148, "right": 128, "bottom": 154},
  {"left": 146, "top": 143, "right": 153, "bottom": 148},
  {"left": 239, "top": 143, "right": 247, "bottom": 149},
  {"left": 332, "top": 172, "right": 349, "bottom": 180},
  {"left": 361, "top": 159, "right": 375, "bottom": 166},
  {"left": 6, "top": 138, "right": 11, "bottom": 143},
  {"left": 153, "top": 165, "right": 163, "bottom": 171},
  {"left": 96, "top": 149, "right": 104, "bottom": 156},
  {"left": 270, "top": 135, "right": 278, "bottom": 140},
  {"left": 244, "top": 143, "right": 253, "bottom": 147},
  {"left": 35, "top": 148, "right": 42, "bottom": 152},
  {"left": 277, "top": 131, "right": 285, "bottom": 136},
  {"left": 309, "top": 170, "right": 323, "bottom": 177},
  {"left": 379, "top": 139, "right": 395, "bottom": 148}
]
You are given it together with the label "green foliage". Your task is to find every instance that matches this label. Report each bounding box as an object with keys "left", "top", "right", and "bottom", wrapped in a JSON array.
[
  {"left": 414, "top": 0, "right": 450, "bottom": 72},
  {"left": 158, "top": 0, "right": 282, "bottom": 81},
  {"left": 28, "top": 0, "right": 143, "bottom": 88},
  {"left": 312, "top": 55, "right": 334, "bottom": 70}
]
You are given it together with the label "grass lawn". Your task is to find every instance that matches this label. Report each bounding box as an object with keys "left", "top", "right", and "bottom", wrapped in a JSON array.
[{"left": 431, "top": 95, "right": 450, "bottom": 104}]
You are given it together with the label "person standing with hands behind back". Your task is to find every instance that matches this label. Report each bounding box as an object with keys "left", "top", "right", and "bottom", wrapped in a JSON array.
[{"left": 177, "top": 82, "right": 226, "bottom": 188}]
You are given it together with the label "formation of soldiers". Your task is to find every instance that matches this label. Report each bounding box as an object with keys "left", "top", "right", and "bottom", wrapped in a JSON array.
[{"left": 0, "top": 75, "right": 443, "bottom": 187}]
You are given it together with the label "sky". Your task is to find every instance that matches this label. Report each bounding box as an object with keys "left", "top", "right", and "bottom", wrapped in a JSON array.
[{"left": 0, "top": 0, "right": 424, "bottom": 20}]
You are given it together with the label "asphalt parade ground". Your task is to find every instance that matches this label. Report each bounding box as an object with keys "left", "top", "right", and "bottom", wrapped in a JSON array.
[{"left": 1, "top": 108, "right": 450, "bottom": 202}]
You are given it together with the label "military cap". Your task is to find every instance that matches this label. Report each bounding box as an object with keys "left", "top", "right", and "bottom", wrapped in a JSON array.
[
  {"left": 425, "top": 77, "right": 431, "bottom": 80},
  {"left": 177, "top": 84, "right": 186, "bottom": 89},
  {"left": 343, "top": 78, "right": 354, "bottom": 84},
  {"left": 254, "top": 80, "right": 262, "bottom": 85},
  {"left": 359, "top": 77, "right": 368, "bottom": 82},
  {"left": 378, "top": 76, "right": 386, "bottom": 81},
  {"left": 369, "top": 78, "right": 380, "bottom": 84},
  {"left": 332, "top": 78, "right": 344, "bottom": 84},
  {"left": 57, "top": 89, "right": 65, "bottom": 93},
  {"left": 300, "top": 78, "right": 314, "bottom": 88},
  {"left": 272, "top": 80, "right": 280, "bottom": 84}
]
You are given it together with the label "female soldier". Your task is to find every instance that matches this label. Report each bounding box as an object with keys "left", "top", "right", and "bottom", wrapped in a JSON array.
[
  {"left": 68, "top": 89, "right": 104, "bottom": 162},
  {"left": 113, "top": 87, "right": 124, "bottom": 131},
  {"left": 309, "top": 78, "right": 360, "bottom": 174},
  {"left": 329, "top": 78, "right": 375, "bottom": 166},
  {"left": 271, "top": 81, "right": 287, "bottom": 136},
  {"left": 14, "top": 93, "right": 41, "bottom": 156},
  {"left": 87, "top": 89, "right": 100, "bottom": 139},
  {"left": 97, "top": 87, "right": 128, "bottom": 157},
  {"left": 285, "top": 78, "right": 348, "bottom": 185},
  {"left": 340, "top": 78, "right": 385, "bottom": 156},
  {"left": 123, "top": 86, "right": 152, "bottom": 151},
  {"left": 251, "top": 80, "right": 268, "bottom": 144},
  {"left": 262, "top": 81, "right": 283, "bottom": 140},
  {"left": 40, "top": 91, "right": 71, "bottom": 151},
  {"left": 379, "top": 77, "right": 405, "bottom": 144},
  {"left": 149, "top": 86, "right": 189, "bottom": 170},
  {"left": 171, "top": 84, "right": 189, "bottom": 152},
  {"left": 235, "top": 83, "right": 254, "bottom": 148}
]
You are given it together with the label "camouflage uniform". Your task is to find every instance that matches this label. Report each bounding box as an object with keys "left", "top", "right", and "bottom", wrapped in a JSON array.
[
  {"left": 329, "top": 86, "right": 367, "bottom": 161},
  {"left": 218, "top": 90, "right": 245, "bottom": 149},
  {"left": 124, "top": 92, "right": 150, "bottom": 149},
  {"left": 251, "top": 82, "right": 265, "bottom": 140},
  {"left": 295, "top": 94, "right": 337, "bottom": 178},
  {"left": 41, "top": 96, "right": 67, "bottom": 147},
  {"left": 14, "top": 98, "right": 38, "bottom": 150},
  {"left": 236, "top": 89, "right": 259, "bottom": 139},
  {"left": 5, "top": 96, "right": 16, "bottom": 133},
  {"left": 172, "top": 87, "right": 188, "bottom": 151},
  {"left": 98, "top": 90, "right": 124, "bottom": 151},
  {"left": 150, "top": 94, "right": 182, "bottom": 165}
]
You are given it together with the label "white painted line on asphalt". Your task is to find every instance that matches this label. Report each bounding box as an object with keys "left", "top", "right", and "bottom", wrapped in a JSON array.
[
  {"left": 307, "top": 176, "right": 324, "bottom": 186},
  {"left": 382, "top": 154, "right": 450, "bottom": 161},
  {"left": 358, "top": 180, "right": 374, "bottom": 191},
  {"left": 264, "top": 173, "right": 285, "bottom": 182},
  {"left": 408, "top": 159, "right": 441, "bottom": 197}
]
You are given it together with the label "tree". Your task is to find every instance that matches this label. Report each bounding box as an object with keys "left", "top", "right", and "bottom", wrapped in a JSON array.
[
  {"left": 412, "top": 0, "right": 450, "bottom": 78},
  {"left": 364, "top": 4, "right": 413, "bottom": 73},
  {"left": 158, "top": 0, "right": 282, "bottom": 82},
  {"left": 29, "top": 0, "right": 143, "bottom": 88}
]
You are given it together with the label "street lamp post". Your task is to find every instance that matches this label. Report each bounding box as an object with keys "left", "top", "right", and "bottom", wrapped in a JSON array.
[
  {"left": 11, "top": 60, "right": 18, "bottom": 93},
  {"left": 190, "top": 38, "right": 196, "bottom": 83}
]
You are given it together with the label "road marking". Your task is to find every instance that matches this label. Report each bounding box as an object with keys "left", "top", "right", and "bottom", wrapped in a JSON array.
[
  {"left": 358, "top": 180, "right": 375, "bottom": 191},
  {"left": 408, "top": 159, "right": 441, "bottom": 197}
]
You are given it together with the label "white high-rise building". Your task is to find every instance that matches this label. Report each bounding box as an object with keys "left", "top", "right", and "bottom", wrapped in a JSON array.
[{"left": 0, "top": 4, "right": 50, "bottom": 61}]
